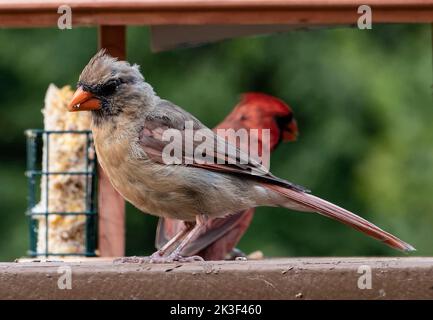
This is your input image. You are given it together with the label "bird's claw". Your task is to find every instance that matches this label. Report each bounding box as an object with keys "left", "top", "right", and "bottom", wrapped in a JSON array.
[
  {"left": 225, "top": 248, "right": 247, "bottom": 260},
  {"left": 113, "top": 253, "right": 204, "bottom": 264},
  {"left": 148, "top": 252, "right": 204, "bottom": 263},
  {"left": 113, "top": 256, "right": 151, "bottom": 264},
  {"left": 170, "top": 255, "right": 204, "bottom": 263}
]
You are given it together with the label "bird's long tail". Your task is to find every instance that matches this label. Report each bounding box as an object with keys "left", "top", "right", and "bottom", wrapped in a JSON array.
[{"left": 266, "top": 184, "right": 415, "bottom": 252}]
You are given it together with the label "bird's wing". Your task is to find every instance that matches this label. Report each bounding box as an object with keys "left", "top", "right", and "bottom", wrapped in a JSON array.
[
  {"left": 140, "top": 99, "right": 307, "bottom": 192},
  {"left": 155, "top": 96, "right": 293, "bottom": 257}
]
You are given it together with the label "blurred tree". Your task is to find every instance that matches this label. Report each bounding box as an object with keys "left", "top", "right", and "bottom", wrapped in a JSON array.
[{"left": 0, "top": 24, "right": 430, "bottom": 261}]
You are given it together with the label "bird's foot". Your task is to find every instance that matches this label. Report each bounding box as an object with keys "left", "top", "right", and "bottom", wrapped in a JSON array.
[
  {"left": 225, "top": 248, "right": 247, "bottom": 260},
  {"left": 148, "top": 251, "right": 204, "bottom": 263},
  {"left": 113, "top": 252, "right": 204, "bottom": 264},
  {"left": 113, "top": 256, "right": 151, "bottom": 264}
]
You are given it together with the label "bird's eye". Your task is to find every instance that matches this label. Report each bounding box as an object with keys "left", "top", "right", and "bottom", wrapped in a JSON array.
[{"left": 98, "top": 80, "right": 120, "bottom": 96}]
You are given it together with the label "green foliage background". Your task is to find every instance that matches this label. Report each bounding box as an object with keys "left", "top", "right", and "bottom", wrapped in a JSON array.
[{"left": 0, "top": 24, "right": 431, "bottom": 261}]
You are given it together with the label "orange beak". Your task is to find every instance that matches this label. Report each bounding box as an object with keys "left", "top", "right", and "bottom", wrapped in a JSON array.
[{"left": 67, "top": 87, "right": 101, "bottom": 112}]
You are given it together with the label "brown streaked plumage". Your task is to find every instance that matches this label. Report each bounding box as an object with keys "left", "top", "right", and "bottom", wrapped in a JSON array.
[
  {"left": 156, "top": 92, "right": 299, "bottom": 260},
  {"left": 68, "top": 50, "right": 415, "bottom": 262}
]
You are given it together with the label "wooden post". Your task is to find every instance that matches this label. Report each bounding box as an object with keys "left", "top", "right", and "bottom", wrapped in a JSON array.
[
  {"left": 98, "top": 25, "right": 126, "bottom": 60},
  {"left": 97, "top": 25, "right": 126, "bottom": 257}
]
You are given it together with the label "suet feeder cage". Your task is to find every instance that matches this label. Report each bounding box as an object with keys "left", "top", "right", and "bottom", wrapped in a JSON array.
[{"left": 25, "top": 129, "right": 97, "bottom": 257}]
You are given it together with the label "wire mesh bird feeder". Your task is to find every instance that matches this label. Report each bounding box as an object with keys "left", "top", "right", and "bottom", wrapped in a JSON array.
[{"left": 25, "top": 129, "right": 97, "bottom": 257}]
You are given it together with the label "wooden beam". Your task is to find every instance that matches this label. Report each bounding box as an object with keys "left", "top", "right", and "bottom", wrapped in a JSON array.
[
  {"left": 151, "top": 25, "right": 310, "bottom": 52},
  {"left": 97, "top": 25, "right": 126, "bottom": 257},
  {"left": 1, "top": 258, "right": 433, "bottom": 299},
  {"left": 1, "top": 0, "right": 433, "bottom": 27}
]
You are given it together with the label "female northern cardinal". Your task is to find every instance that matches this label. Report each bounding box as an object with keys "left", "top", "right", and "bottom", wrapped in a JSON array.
[
  {"left": 155, "top": 92, "right": 299, "bottom": 260},
  {"left": 68, "top": 51, "right": 414, "bottom": 262}
]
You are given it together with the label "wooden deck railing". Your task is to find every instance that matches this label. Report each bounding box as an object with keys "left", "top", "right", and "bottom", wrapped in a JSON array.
[
  {"left": 1, "top": 0, "right": 433, "bottom": 27},
  {"left": 1, "top": 257, "right": 432, "bottom": 299}
]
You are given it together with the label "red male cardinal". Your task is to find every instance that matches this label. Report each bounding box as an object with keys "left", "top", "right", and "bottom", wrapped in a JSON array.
[
  {"left": 155, "top": 92, "right": 299, "bottom": 260},
  {"left": 68, "top": 51, "right": 414, "bottom": 262}
]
